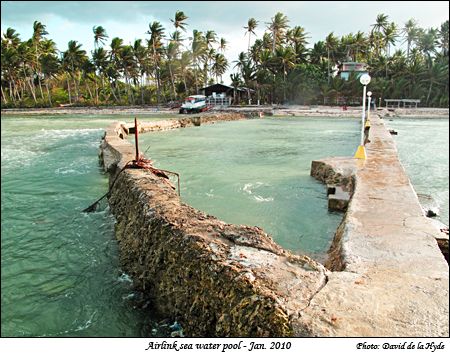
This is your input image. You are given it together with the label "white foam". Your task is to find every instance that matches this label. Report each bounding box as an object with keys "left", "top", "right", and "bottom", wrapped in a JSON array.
[
  {"left": 118, "top": 273, "right": 133, "bottom": 283},
  {"left": 254, "top": 195, "right": 274, "bottom": 202}
]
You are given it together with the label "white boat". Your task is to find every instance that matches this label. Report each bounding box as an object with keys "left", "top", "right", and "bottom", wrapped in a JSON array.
[{"left": 179, "top": 95, "right": 208, "bottom": 114}]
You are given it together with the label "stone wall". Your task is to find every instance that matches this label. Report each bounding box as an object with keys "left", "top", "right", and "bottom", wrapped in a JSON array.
[
  {"left": 100, "top": 114, "right": 328, "bottom": 337},
  {"left": 99, "top": 112, "right": 449, "bottom": 337}
]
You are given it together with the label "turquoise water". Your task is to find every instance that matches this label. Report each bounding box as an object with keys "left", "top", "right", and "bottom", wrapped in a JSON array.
[
  {"left": 138, "top": 117, "right": 360, "bottom": 256},
  {"left": 386, "top": 118, "right": 449, "bottom": 226},
  {"left": 10, "top": 114, "right": 446, "bottom": 338},
  {"left": 1, "top": 114, "right": 178, "bottom": 337}
]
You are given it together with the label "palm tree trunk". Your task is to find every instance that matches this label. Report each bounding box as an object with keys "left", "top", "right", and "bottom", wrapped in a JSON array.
[
  {"left": 168, "top": 64, "right": 176, "bottom": 100},
  {"left": 8, "top": 81, "right": 15, "bottom": 102},
  {"left": 182, "top": 72, "right": 188, "bottom": 95},
  {"left": 38, "top": 77, "right": 45, "bottom": 100},
  {"left": 12, "top": 80, "right": 20, "bottom": 101},
  {"left": 45, "top": 82, "right": 52, "bottom": 106},
  {"left": 109, "top": 80, "right": 119, "bottom": 103},
  {"left": 1, "top": 85, "right": 8, "bottom": 104},
  {"left": 426, "top": 82, "right": 433, "bottom": 107},
  {"left": 272, "top": 29, "right": 276, "bottom": 54},
  {"left": 115, "top": 81, "right": 122, "bottom": 102},
  {"left": 327, "top": 49, "right": 330, "bottom": 84},
  {"left": 194, "top": 65, "right": 199, "bottom": 94},
  {"left": 23, "top": 67, "right": 37, "bottom": 103},
  {"left": 141, "top": 75, "right": 144, "bottom": 105},
  {"left": 67, "top": 77, "right": 72, "bottom": 104},
  {"left": 86, "top": 81, "right": 93, "bottom": 101}
]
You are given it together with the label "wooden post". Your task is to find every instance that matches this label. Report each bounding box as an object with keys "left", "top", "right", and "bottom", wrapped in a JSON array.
[{"left": 134, "top": 117, "right": 139, "bottom": 161}]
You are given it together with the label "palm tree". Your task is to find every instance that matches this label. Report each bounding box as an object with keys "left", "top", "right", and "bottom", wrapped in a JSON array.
[
  {"left": 32, "top": 21, "right": 49, "bottom": 101},
  {"left": 383, "top": 22, "right": 398, "bottom": 77},
  {"left": 165, "top": 42, "right": 178, "bottom": 99},
  {"left": 178, "top": 51, "right": 191, "bottom": 94},
  {"left": 169, "top": 11, "right": 188, "bottom": 71},
  {"left": 211, "top": 53, "right": 228, "bottom": 83},
  {"left": 2, "top": 27, "right": 22, "bottom": 103},
  {"left": 353, "top": 31, "right": 367, "bottom": 62},
  {"left": 325, "top": 32, "right": 338, "bottom": 83},
  {"left": 170, "top": 11, "right": 188, "bottom": 32},
  {"left": 17, "top": 40, "right": 38, "bottom": 103},
  {"left": 244, "top": 18, "right": 258, "bottom": 54},
  {"left": 190, "top": 30, "right": 206, "bottom": 93},
  {"left": 438, "top": 20, "right": 449, "bottom": 56},
  {"left": 422, "top": 60, "right": 447, "bottom": 106},
  {"left": 62, "top": 40, "right": 87, "bottom": 103},
  {"left": 418, "top": 28, "right": 439, "bottom": 66},
  {"left": 93, "top": 26, "right": 108, "bottom": 49},
  {"left": 1, "top": 45, "right": 19, "bottom": 103},
  {"left": 275, "top": 47, "right": 295, "bottom": 102},
  {"left": 309, "top": 41, "right": 327, "bottom": 65},
  {"left": 233, "top": 51, "right": 248, "bottom": 72},
  {"left": 146, "top": 21, "right": 165, "bottom": 103},
  {"left": 219, "top": 37, "right": 227, "bottom": 53},
  {"left": 372, "top": 13, "right": 389, "bottom": 34},
  {"left": 230, "top": 72, "right": 242, "bottom": 104},
  {"left": 109, "top": 37, "right": 124, "bottom": 101},
  {"left": 132, "top": 39, "right": 147, "bottom": 105},
  {"left": 267, "top": 12, "right": 289, "bottom": 54},
  {"left": 2, "top": 27, "right": 21, "bottom": 49},
  {"left": 39, "top": 39, "right": 58, "bottom": 106},
  {"left": 371, "top": 14, "right": 389, "bottom": 56},
  {"left": 402, "top": 19, "right": 419, "bottom": 59},
  {"left": 92, "top": 47, "right": 109, "bottom": 102}
]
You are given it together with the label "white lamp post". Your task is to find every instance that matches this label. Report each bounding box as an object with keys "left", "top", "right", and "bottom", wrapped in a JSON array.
[
  {"left": 366, "top": 90, "right": 372, "bottom": 122},
  {"left": 354, "top": 74, "right": 371, "bottom": 159}
]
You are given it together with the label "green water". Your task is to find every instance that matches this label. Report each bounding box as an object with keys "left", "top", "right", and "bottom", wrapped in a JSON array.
[
  {"left": 386, "top": 118, "right": 449, "bottom": 226},
  {"left": 7, "top": 114, "right": 444, "bottom": 338},
  {"left": 138, "top": 117, "right": 360, "bottom": 255},
  {"left": 1, "top": 114, "right": 178, "bottom": 337}
]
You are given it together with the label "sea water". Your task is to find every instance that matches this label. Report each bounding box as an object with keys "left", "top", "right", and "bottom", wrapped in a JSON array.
[
  {"left": 1, "top": 114, "right": 176, "bottom": 337},
  {"left": 137, "top": 117, "right": 360, "bottom": 256},
  {"left": 5, "top": 114, "right": 444, "bottom": 337},
  {"left": 386, "top": 118, "right": 449, "bottom": 226}
]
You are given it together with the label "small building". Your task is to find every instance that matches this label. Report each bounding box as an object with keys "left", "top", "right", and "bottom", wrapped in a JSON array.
[
  {"left": 199, "top": 83, "right": 254, "bottom": 106},
  {"left": 338, "top": 62, "right": 369, "bottom": 81}
]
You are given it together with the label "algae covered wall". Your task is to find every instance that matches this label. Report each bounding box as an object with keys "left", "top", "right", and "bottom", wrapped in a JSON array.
[
  {"left": 99, "top": 112, "right": 448, "bottom": 337},
  {"left": 99, "top": 113, "right": 328, "bottom": 337}
]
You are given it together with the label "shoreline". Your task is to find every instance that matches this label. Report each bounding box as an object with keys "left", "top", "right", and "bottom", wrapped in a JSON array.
[{"left": 1, "top": 105, "right": 448, "bottom": 118}]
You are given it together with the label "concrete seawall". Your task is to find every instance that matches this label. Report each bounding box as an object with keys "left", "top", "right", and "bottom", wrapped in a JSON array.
[
  {"left": 99, "top": 113, "right": 329, "bottom": 337},
  {"left": 99, "top": 112, "right": 449, "bottom": 336},
  {"left": 308, "top": 114, "right": 448, "bottom": 336}
]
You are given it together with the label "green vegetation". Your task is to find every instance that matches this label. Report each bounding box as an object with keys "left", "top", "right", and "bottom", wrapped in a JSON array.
[{"left": 1, "top": 12, "right": 448, "bottom": 108}]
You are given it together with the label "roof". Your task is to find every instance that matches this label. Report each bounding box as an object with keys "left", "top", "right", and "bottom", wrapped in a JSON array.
[
  {"left": 200, "top": 83, "right": 234, "bottom": 91},
  {"left": 200, "top": 83, "right": 255, "bottom": 93},
  {"left": 186, "top": 95, "right": 206, "bottom": 99}
]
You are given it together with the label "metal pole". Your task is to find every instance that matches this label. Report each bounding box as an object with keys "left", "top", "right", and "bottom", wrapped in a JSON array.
[
  {"left": 134, "top": 117, "right": 139, "bottom": 161},
  {"left": 360, "top": 85, "right": 367, "bottom": 146},
  {"left": 367, "top": 95, "right": 371, "bottom": 121}
]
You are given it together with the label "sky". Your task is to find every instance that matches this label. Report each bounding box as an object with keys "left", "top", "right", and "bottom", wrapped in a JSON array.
[{"left": 1, "top": 1, "right": 449, "bottom": 85}]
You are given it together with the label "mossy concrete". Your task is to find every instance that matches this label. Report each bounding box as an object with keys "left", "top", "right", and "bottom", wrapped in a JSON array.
[{"left": 100, "top": 113, "right": 328, "bottom": 337}]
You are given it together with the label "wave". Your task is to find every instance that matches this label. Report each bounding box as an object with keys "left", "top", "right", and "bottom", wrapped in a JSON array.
[{"left": 241, "top": 182, "right": 274, "bottom": 202}]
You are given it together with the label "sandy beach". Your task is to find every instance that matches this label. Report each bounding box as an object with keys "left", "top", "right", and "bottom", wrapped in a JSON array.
[{"left": 1, "top": 105, "right": 449, "bottom": 118}]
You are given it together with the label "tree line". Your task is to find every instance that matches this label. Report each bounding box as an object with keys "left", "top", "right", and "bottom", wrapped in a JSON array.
[{"left": 1, "top": 11, "right": 448, "bottom": 108}]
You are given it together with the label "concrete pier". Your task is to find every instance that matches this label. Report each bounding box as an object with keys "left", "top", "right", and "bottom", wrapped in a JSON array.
[
  {"left": 308, "top": 114, "right": 448, "bottom": 336},
  {"left": 99, "top": 112, "right": 448, "bottom": 336}
]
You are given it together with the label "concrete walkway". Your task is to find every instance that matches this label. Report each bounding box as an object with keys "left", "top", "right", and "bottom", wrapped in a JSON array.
[{"left": 303, "top": 114, "right": 448, "bottom": 336}]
